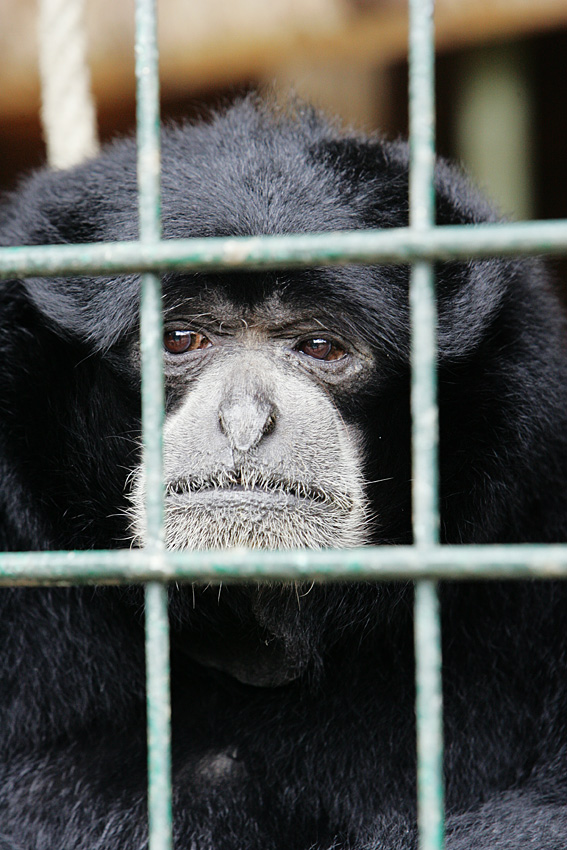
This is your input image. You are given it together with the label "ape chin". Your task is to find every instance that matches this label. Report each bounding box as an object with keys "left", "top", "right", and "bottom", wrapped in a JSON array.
[{"left": 1, "top": 97, "right": 567, "bottom": 850}]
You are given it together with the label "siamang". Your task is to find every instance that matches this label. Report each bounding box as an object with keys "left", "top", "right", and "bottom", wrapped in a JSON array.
[{"left": 1, "top": 98, "right": 567, "bottom": 849}]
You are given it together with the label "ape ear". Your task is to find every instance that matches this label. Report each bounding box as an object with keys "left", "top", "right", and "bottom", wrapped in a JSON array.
[
  {"left": 313, "top": 134, "right": 516, "bottom": 361},
  {"left": 0, "top": 145, "right": 141, "bottom": 350},
  {"left": 1, "top": 168, "right": 102, "bottom": 248},
  {"left": 432, "top": 160, "right": 519, "bottom": 359},
  {"left": 19, "top": 273, "right": 141, "bottom": 351},
  {"left": 1, "top": 135, "right": 138, "bottom": 249}
]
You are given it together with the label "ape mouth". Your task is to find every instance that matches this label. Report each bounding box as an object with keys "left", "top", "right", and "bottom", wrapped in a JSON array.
[{"left": 166, "top": 472, "right": 347, "bottom": 508}]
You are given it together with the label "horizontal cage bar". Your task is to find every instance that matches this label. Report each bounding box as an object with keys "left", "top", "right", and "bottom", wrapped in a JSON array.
[
  {"left": 1, "top": 219, "right": 567, "bottom": 280},
  {"left": 2, "top": 545, "right": 567, "bottom": 584}
]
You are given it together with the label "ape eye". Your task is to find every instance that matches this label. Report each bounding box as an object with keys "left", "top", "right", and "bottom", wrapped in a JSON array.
[
  {"left": 296, "top": 338, "right": 346, "bottom": 362},
  {"left": 164, "top": 330, "right": 212, "bottom": 354}
]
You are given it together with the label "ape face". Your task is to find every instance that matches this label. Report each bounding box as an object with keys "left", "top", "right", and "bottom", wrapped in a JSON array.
[{"left": 129, "top": 287, "right": 372, "bottom": 550}]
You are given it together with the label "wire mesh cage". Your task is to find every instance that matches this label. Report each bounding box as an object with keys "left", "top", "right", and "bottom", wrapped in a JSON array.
[{"left": 2, "top": 1, "right": 567, "bottom": 850}]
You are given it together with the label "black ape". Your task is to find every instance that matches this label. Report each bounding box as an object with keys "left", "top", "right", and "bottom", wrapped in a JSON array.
[{"left": 1, "top": 98, "right": 567, "bottom": 849}]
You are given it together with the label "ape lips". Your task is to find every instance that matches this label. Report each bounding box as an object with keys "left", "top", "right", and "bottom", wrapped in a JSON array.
[{"left": 1, "top": 98, "right": 567, "bottom": 849}]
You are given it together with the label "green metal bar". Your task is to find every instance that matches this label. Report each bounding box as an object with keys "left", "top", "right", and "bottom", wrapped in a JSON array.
[
  {"left": 408, "top": 0, "right": 435, "bottom": 231},
  {"left": 135, "top": 0, "right": 172, "bottom": 847},
  {"left": 4, "top": 544, "right": 567, "bottom": 583},
  {"left": 145, "top": 582, "right": 172, "bottom": 850},
  {"left": 410, "top": 262, "right": 439, "bottom": 548},
  {"left": 2, "top": 220, "right": 567, "bottom": 280},
  {"left": 411, "top": 262, "right": 445, "bottom": 850},
  {"left": 136, "top": 0, "right": 161, "bottom": 246},
  {"left": 141, "top": 272, "right": 171, "bottom": 850},
  {"left": 414, "top": 580, "right": 444, "bottom": 849},
  {"left": 136, "top": 0, "right": 163, "bottom": 550},
  {"left": 140, "top": 270, "right": 165, "bottom": 550},
  {"left": 408, "top": 0, "right": 445, "bottom": 844}
]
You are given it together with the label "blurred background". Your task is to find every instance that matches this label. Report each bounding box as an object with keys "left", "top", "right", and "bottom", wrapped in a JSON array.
[{"left": 1, "top": 0, "right": 566, "bottom": 270}]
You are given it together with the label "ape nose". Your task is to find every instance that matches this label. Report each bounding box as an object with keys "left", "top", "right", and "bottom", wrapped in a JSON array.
[{"left": 218, "top": 393, "right": 276, "bottom": 452}]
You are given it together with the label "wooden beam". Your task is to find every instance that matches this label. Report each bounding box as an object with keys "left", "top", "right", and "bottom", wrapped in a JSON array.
[{"left": 2, "top": 0, "right": 567, "bottom": 117}]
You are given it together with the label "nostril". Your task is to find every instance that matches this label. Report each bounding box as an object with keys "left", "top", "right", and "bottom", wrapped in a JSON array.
[
  {"left": 263, "top": 410, "right": 276, "bottom": 438},
  {"left": 218, "top": 406, "right": 228, "bottom": 436}
]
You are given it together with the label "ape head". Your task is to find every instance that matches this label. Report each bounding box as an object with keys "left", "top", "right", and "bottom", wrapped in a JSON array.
[{"left": 1, "top": 96, "right": 566, "bottom": 558}]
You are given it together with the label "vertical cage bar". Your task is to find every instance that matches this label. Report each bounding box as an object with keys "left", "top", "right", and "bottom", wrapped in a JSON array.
[
  {"left": 135, "top": 1, "right": 172, "bottom": 848},
  {"left": 413, "top": 576, "right": 444, "bottom": 850},
  {"left": 408, "top": 0, "right": 435, "bottom": 231},
  {"left": 408, "top": 0, "right": 445, "bottom": 848},
  {"left": 410, "top": 261, "right": 438, "bottom": 548},
  {"left": 145, "top": 581, "right": 173, "bottom": 850},
  {"left": 136, "top": 0, "right": 161, "bottom": 246}
]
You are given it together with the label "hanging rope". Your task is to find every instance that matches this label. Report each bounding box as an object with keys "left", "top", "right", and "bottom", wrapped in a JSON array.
[{"left": 37, "top": 0, "right": 100, "bottom": 169}]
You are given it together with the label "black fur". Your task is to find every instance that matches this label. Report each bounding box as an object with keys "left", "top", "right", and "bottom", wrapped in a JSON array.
[{"left": 1, "top": 98, "right": 567, "bottom": 848}]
